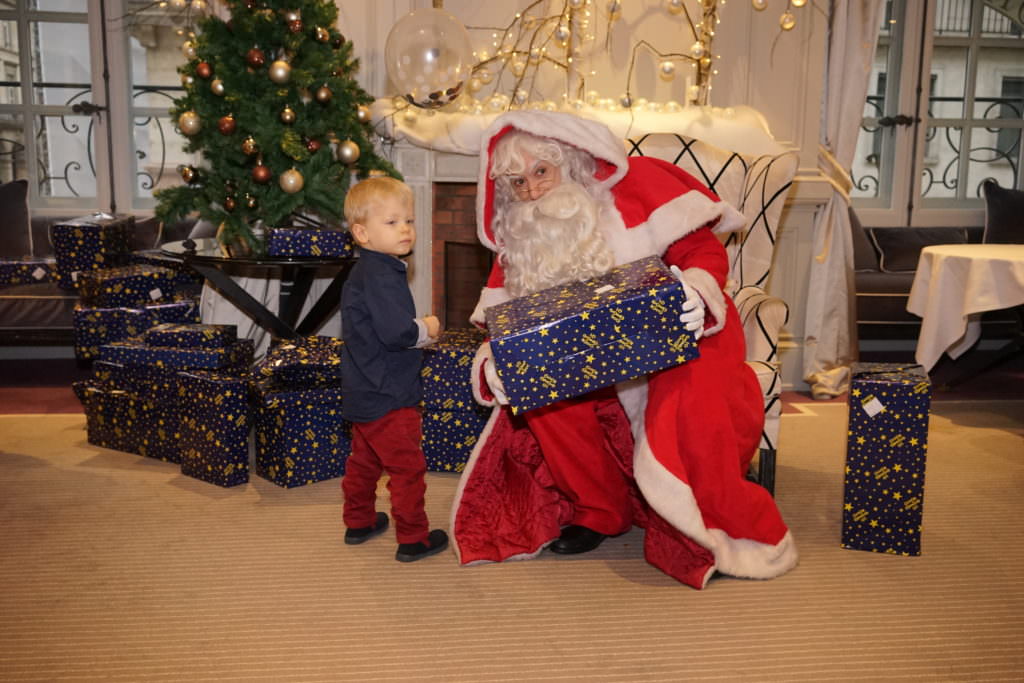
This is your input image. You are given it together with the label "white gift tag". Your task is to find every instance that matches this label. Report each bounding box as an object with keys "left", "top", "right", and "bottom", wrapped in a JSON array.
[
  {"left": 594, "top": 284, "right": 614, "bottom": 295},
  {"left": 862, "top": 395, "right": 885, "bottom": 418},
  {"left": 71, "top": 270, "right": 80, "bottom": 282},
  {"left": 149, "top": 287, "right": 163, "bottom": 301},
  {"left": 32, "top": 267, "right": 46, "bottom": 280}
]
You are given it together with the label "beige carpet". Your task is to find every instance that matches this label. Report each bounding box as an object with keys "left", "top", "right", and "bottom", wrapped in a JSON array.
[{"left": 0, "top": 400, "right": 1022, "bottom": 682}]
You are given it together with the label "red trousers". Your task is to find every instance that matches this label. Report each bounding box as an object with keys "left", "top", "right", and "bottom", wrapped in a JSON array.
[
  {"left": 521, "top": 388, "right": 632, "bottom": 535},
  {"left": 341, "top": 407, "right": 429, "bottom": 544}
]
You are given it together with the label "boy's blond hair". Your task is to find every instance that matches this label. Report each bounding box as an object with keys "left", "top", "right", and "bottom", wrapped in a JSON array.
[{"left": 343, "top": 176, "right": 413, "bottom": 227}]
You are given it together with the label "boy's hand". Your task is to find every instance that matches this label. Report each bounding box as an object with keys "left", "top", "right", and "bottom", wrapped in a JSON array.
[{"left": 423, "top": 315, "right": 441, "bottom": 339}]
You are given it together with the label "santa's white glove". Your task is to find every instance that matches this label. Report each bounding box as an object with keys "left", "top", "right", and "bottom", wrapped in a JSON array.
[
  {"left": 670, "top": 265, "right": 706, "bottom": 341},
  {"left": 483, "top": 357, "right": 509, "bottom": 405}
]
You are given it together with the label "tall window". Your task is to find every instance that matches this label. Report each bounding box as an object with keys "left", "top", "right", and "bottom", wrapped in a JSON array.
[
  {"left": 0, "top": 0, "right": 194, "bottom": 214},
  {"left": 851, "top": 0, "right": 1024, "bottom": 227}
]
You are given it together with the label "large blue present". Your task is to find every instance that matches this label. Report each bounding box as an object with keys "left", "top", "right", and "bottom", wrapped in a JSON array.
[
  {"left": 73, "top": 297, "right": 201, "bottom": 361},
  {"left": 129, "top": 250, "right": 203, "bottom": 288},
  {"left": 252, "top": 335, "right": 343, "bottom": 388},
  {"left": 75, "top": 264, "right": 178, "bottom": 308},
  {"left": 484, "top": 256, "right": 700, "bottom": 414},
  {"left": 265, "top": 227, "right": 355, "bottom": 258},
  {"left": 99, "top": 337, "right": 254, "bottom": 370},
  {"left": 253, "top": 383, "right": 350, "bottom": 487},
  {"left": 143, "top": 322, "right": 238, "bottom": 349},
  {"left": 0, "top": 259, "right": 56, "bottom": 288},
  {"left": 74, "top": 380, "right": 181, "bottom": 462},
  {"left": 178, "top": 371, "right": 250, "bottom": 487},
  {"left": 421, "top": 328, "right": 485, "bottom": 409},
  {"left": 421, "top": 406, "right": 490, "bottom": 473},
  {"left": 51, "top": 214, "right": 134, "bottom": 290},
  {"left": 842, "top": 362, "right": 932, "bottom": 556}
]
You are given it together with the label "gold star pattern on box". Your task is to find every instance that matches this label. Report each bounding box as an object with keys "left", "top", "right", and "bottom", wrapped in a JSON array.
[
  {"left": 483, "top": 256, "right": 699, "bottom": 415},
  {"left": 264, "top": 227, "right": 355, "bottom": 258},
  {"left": 178, "top": 370, "right": 251, "bottom": 488},
  {"left": 841, "top": 363, "right": 932, "bottom": 556}
]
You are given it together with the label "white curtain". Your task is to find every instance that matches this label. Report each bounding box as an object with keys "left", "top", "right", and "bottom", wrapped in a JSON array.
[{"left": 802, "top": 0, "right": 887, "bottom": 399}]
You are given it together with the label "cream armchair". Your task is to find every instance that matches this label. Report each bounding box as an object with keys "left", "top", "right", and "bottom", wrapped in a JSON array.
[{"left": 626, "top": 133, "right": 797, "bottom": 495}]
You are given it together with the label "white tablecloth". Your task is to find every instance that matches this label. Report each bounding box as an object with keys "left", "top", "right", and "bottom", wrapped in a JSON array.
[{"left": 906, "top": 244, "right": 1024, "bottom": 371}]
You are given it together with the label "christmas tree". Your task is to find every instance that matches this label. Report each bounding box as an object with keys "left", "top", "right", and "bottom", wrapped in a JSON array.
[{"left": 155, "top": 0, "right": 399, "bottom": 254}]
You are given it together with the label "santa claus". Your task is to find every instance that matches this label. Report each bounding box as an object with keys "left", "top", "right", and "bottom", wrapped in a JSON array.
[{"left": 450, "top": 111, "right": 797, "bottom": 589}]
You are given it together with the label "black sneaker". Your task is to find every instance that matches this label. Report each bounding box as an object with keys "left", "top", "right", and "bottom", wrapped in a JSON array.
[
  {"left": 344, "top": 512, "right": 389, "bottom": 545},
  {"left": 395, "top": 529, "right": 449, "bottom": 563}
]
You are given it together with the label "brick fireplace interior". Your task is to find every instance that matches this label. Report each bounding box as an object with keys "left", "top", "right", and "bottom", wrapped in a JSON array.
[{"left": 432, "top": 182, "right": 493, "bottom": 328}]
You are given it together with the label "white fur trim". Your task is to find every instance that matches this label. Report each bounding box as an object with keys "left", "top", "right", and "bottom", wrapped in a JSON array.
[
  {"left": 633, "top": 434, "right": 799, "bottom": 580},
  {"left": 448, "top": 405, "right": 502, "bottom": 564},
  {"left": 678, "top": 267, "right": 728, "bottom": 338},
  {"left": 477, "top": 112, "right": 629, "bottom": 252},
  {"left": 469, "top": 286, "right": 511, "bottom": 329},
  {"left": 599, "top": 192, "right": 746, "bottom": 268},
  {"left": 470, "top": 342, "right": 497, "bottom": 407}
]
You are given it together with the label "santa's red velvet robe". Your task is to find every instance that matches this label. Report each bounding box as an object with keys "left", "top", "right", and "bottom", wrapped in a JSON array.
[{"left": 449, "top": 111, "right": 797, "bottom": 588}]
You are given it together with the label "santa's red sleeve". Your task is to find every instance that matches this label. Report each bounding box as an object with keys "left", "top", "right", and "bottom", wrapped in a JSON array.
[{"left": 662, "top": 227, "right": 730, "bottom": 337}]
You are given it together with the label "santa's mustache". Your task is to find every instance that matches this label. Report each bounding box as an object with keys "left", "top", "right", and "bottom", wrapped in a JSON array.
[{"left": 503, "top": 181, "right": 595, "bottom": 238}]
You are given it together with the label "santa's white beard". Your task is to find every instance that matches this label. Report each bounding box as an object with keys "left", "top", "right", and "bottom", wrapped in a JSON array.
[{"left": 498, "top": 181, "right": 615, "bottom": 297}]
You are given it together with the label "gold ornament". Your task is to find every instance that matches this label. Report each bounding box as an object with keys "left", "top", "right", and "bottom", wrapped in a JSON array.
[
  {"left": 752, "top": 0, "right": 768, "bottom": 9},
  {"left": 181, "top": 74, "right": 194, "bottom": 88},
  {"left": 245, "top": 194, "right": 258, "bottom": 209},
  {"left": 658, "top": 60, "right": 676, "bottom": 81},
  {"left": 780, "top": 11, "right": 796, "bottom": 30},
  {"left": 666, "top": 0, "right": 685, "bottom": 15},
  {"left": 283, "top": 9, "right": 301, "bottom": 23},
  {"left": 315, "top": 26, "right": 329, "bottom": 42},
  {"left": 210, "top": 78, "right": 225, "bottom": 96},
  {"left": 178, "top": 110, "right": 201, "bottom": 136},
  {"left": 315, "top": 85, "right": 332, "bottom": 103},
  {"left": 279, "top": 168, "right": 304, "bottom": 194},
  {"left": 241, "top": 136, "right": 258, "bottom": 155},
  {"left": 269, "top": 59, "right": 291, "bottom": 84},
  {"left": 182, "top": 40, "right": 196, "bottom": 60},
  {"left": 356, "top": 105, "right": 371, "bottom": 124},
  {"left": 178, "top": 164, "right": 197, "bottom": 183},
  {"left": 280, "top": 105, "right": 296, "bottom": 124},
  {"left": 336, "top": 139, "right": 360, "bottom": 165}
]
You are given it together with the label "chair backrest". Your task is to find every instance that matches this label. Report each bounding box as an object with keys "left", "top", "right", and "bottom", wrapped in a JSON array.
[{"left": 626, "top": 133, "right": 797, "bottom": 295}]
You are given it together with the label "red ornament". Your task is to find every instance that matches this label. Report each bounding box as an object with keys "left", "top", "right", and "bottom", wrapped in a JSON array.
[
  {"left": 252, "top": 163, "right": 272, "bottom": 184},
  {"left": 305, "top": 138, "right": 322, "bottom": 153},
  {"left": 217, "top": 115, "right": 236, "bottom": 135},
  {"left": 245, "top": 48, "right": 266, "bottom": 68},
  {"left": 224, "top": 196, "right": 237, "bottom": 212},
  {"left": 195, "top": 61, "right": 212, "bottom": 79},
  {"left": 288, "top": 19, "right": 303, "bottom": 33}
]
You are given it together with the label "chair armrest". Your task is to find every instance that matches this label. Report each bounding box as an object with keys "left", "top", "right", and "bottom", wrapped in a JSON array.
[{"left": 733, "top": 285, "right": 788, "bottom": 364}]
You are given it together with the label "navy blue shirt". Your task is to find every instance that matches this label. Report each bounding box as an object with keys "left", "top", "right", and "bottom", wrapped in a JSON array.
[{"left": 340, "top": 248, "right": 423, "bottom": 422}]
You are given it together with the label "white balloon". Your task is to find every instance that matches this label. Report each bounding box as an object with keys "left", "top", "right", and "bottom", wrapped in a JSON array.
[{"left": 385, "top": 8, "right": 474, "bottom": 110}]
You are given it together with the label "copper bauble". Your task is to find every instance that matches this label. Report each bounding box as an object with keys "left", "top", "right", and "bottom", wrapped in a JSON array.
[
  {"left": 279, "top": 168, "right": 304, "bottom": 194},
  {"left": 268, "top": 60, "right": 291, "bottom": 84},
  {"left": 241, "top": 136, "right": 258, "bottom": 155},
  {"left": 280, "top": 105, "right": 296, "bottom": 124},
  {"left": 245, "top": 48, "right": 265, "bottom": 68},
  {"left": 315, "top": 85, "right": 332, "bottom": 103},
  {"left": 224, "top": 196, "right": 237, "bottom": 212},
  {"left": 252, "top": 162, "right": 272, "bottom": 184},
  {"left": 314, "top": 26, "right": 329, "bottom": 42},
  {"left": 210, "top": 78, "right": 225, "bottom": 96},
  {"left": 195, "top": 61, "right": 212, "bottom": 79},
  {"left": 178, "top": 110, "right": 201, "bottom": 136},
  {"left": 336, "top": 139, "right": 360, "bottom": 165},
  {"left": 305, "top": 138, "right": 322, "bottom": 153},
  {"left": 283, "top": 9, "right": 300, "bottom": 22},
  {"left": 245, "top": 194, "right": 258, "bottom": 209},
  {"left": 332, "top": 35, "right": 345, "bottom": 49},
  {"left": 217, "top": 115, "right": 236, "bottom": 135},
  {"left": 178, "top": 164, "right": 197, "bottom": 183},
  {"left": 287, "top": 19, "right": 303, "bottom": 33},
  {"left": 356, "top": 105, "right": 371, "bottom": 124}
]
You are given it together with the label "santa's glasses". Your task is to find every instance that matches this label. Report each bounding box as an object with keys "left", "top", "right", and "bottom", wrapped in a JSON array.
[{"left": 506, "top": 161, "right": 560, "bottom": 201}]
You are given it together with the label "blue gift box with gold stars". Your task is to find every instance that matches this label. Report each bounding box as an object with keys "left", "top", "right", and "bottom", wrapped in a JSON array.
[
  {"left": 99, "top": 337, "right": 254, "bottom": 370},
  {"left": 421, "top": 406, "right": 489, "bottom": 473},
  {"left": 178, "top": 371, "right": 251, "bottom": 488},
  {"left": 75, "top": 264, "right": 180, "bottom": 308},
  {"left": 265, "top": 227, "right": 355, "bottom": 258},
  {"left": 73, "top": 297, "right": 201, "bottom": 361},
  {"left": 51, "top": 214, "right": 134, "bottom": 290},
  {"left": 129, "top": 250, "right": 203, "bottom": 288},
  {"left": 0, "top": 259, "right": 56, "bottom": 288},
  {"left": 253, "top": 335, "right": 344, "bottom": 388},
  {"left": 143, "top": 322, "right": 238, "bottom": 349},
  {"left": 842, "top": 362, "right": 932, "bottom": 556},
  {"left": 253, "top": 383, "right": 350, "bottom": 488},
  {"left": 74, "top": 380, "right": 182, "bottom": 463},
  {"left": 484, "top": 256, "right": 700, "bottom": 415}
]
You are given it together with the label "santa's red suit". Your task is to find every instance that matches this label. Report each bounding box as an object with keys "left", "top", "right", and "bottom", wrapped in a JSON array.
[{"left": 450, "top": 111, "right": 797, "bottom": 589}]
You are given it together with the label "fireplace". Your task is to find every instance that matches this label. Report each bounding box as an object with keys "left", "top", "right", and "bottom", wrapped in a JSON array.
[{"left": 431, "top": 182, "right": 493, "bottom": 328}]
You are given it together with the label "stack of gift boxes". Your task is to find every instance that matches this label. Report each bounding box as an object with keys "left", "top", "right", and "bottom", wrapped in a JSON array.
[
  {"left": 251, "top": 336, "right": 352, "bottom": 488},
  {"left": 50, "top": 213, "right": 203, "bottom": 361},
  {"left": 420, "top": 329, "right": 490, "bottom": 473},
  {"left": 76, "top": 323, "right": 255, "bottom": 486}
]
